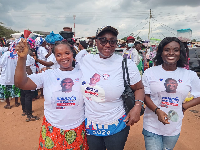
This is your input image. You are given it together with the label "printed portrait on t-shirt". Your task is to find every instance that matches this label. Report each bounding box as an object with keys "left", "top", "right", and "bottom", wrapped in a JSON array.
[
  {"left": 158, "top": 78, "right": 182, "bottom": 122},
  {"left": 82, "top": 73, "right": 105, "bottom": 103},
  {"left": 51, "top": 78, "right": 79, "bottom": 109}
]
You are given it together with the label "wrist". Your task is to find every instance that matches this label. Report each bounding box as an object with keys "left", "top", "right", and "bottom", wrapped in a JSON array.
[
  {"left": 155, "top": 107, "right": 160, "bottom": 114},
  {"left": 135, "top": 100, "right": 144, "bottom": 106}
]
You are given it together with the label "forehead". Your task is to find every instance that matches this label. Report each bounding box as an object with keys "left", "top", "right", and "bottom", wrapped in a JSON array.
[
  {"left": 127, "top": 39, "right": 135, "bottom": 43},
  {"left": 164, "top": 41, "right": 180, "bottom": 49},
  {"left": 55, "top": 44, "right": 71, "bottom": 52},
  {"left": 166, "top": 79, "right": 177, "bottom": 83}
]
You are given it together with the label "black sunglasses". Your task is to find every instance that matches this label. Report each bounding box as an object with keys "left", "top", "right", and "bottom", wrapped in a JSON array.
[{"left": 97, "top": 37, "right": 117, "bottom": 46}]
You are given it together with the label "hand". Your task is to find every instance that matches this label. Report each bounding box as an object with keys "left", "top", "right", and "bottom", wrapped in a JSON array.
[
  {"left": 124, "top": 105, "right": 141, "bottom": 126},
  {"left": 15, "top": 39, "right": 29, "bottom": 58},
  {"left": 156, "top": 109, "right": 170, "bottom": 125}
]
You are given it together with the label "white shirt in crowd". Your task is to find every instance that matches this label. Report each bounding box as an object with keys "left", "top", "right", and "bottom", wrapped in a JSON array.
[
  {"left": 0, "top": 51, "right": 18, "bottom": 85},
  {"left": 37, "top": 46, "right": 48, "bottom": 70},
  {"left": 28, "top": 68, "right": 84, "bottom": 130},
  {"left": 76, "top": 49, "right": 141, "bottom": 125},
  {"left": 47, "top": 53, "right": 60, "bottom": 69},
  {"left": 26, "top": 54, "right": 36, "bottom": 74},
  {"left": 142, "top": 65, "right": 200, "bottom": 136},
  {"left": 123, "top": 48, "right": 141, "bottom": 66}
]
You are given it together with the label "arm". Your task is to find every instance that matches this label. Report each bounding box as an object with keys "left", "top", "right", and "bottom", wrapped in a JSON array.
[
  {"left": 35, "top": 58, "right": 54, "bottom": 67},
  {"left": 124, "top": 80, "right": 145, "bottom": 126},
  {"left": 45, "top": 47, "right": 52, "bottom": 59},
  {"left": 14, "top": 39, "right": 37, "bottom": 90},
  {"left": 183, "top": 97, "right": 200, "bottom": 112},
  {"left": 145, "top": 94, "right": 169, "bottom": 125}
]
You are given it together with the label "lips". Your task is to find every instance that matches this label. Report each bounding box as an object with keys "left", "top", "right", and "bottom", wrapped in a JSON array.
[{"left": 167, "top": 57, "right": 175, "bottom": 60}]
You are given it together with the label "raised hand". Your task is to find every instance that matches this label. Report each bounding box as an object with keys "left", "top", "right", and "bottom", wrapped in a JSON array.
[{"left": 15, "top": 38, "right": 29, "bottom": 58}]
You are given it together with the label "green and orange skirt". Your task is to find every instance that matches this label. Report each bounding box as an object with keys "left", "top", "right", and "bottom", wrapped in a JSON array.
[{"left": 38, "top": 116, "right": 88, "bottom": 150}]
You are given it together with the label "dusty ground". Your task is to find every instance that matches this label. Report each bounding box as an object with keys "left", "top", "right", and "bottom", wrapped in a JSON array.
[{"left": 0, "top": 97, "right": 200, "bottom": 150}]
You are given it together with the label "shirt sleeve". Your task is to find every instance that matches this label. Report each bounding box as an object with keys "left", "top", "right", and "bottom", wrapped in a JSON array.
[
  {"left": 28, "top": 72, "right": 45, "bottom": 89},
  {"left": 190, "top": 71, "right": 200, "bottom": 98},
  {"left": 142, "top": 69, "right": 151, "bottom": 94},
  {"left": 127, "top": 59, "right": 141, "bottom": 86}
]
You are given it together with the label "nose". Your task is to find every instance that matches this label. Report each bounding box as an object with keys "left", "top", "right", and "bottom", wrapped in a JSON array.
[
  {"left": 105, "top": 41, "right": 111, "bottom": 47},
  {"left": 169, "top": 49, "right": 175, "bottom": 55}
]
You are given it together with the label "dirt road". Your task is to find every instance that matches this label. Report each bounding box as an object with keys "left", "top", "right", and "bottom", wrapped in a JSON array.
[{"left": 0, "top": 98, "right": 200, "bottom": 150}]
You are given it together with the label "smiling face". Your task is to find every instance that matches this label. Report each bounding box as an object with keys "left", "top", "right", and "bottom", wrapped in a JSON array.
[
  {"left": 162, "top": 41, "right": 180, "bottom": 66},
  {"left": 61, "top": 78, "right": 74, "bottom": 92},
  {"left": 164, "top": 79, "right": 178, "bottom": 93},
  {"left": 54, "top": 44, "right": 74, "bottom": 71},
  {"left": 96, "top": 31, "right": 117, "bottom": 59}
]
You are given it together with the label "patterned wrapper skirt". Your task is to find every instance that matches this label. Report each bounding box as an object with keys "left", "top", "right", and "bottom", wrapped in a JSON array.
[
  {"left": 0, "top": 84, "right": 20, "bottom": 99},
  {"left": 38, "top": 116, "right": 88, "bottom": 150}
]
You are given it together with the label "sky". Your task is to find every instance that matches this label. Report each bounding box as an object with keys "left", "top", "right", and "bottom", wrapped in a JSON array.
[{"left": 0, "top": 0, "right": 200, "bottom": 41}]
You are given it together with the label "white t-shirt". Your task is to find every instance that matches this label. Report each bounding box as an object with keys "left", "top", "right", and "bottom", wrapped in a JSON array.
[
  {"left": 29, "top": 68, "right": 84, "bottom": 130},
  {"left": 47, "top": 53, "right": 60, "bottom": 69},
  {"left": 123, "top": 48, "right": 141, "bottom": 66},
  {"left": 142, "top": 65, "right": 200, "bottom": 136},
  {"left": 0, "top": 47, "right": 8, "bottom": 57},
  {"left": 26, "top": 54, "right": 36, "bottom": 74},
  {"left": 37, "top": 46, "right": 48, "bottom": 69},
  {"left": 76, "top": 50, "right": 141, "bottom": 125},
  {"left": 0, "top": 51, "right": 18, "bottom": 85}
]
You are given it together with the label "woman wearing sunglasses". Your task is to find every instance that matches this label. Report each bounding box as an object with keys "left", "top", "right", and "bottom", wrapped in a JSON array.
[{"left": 76, "top": 26, "right": 144, "bottom": 150}]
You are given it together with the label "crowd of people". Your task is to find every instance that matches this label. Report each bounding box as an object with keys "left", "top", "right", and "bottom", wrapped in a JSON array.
[{"left": 0, "top": 26, "right": 200, "bottom": 150}]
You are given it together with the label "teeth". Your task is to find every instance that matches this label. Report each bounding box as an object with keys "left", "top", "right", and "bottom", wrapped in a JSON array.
[{"left": 168, "top": 57, "right": 175, "bottom": 59}]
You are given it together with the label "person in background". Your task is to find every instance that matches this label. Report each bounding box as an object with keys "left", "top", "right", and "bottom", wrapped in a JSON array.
[
  {"left": 79, "top": 40, "right": 88, "bottom": 50},
  {"left": 76, "top": 26, "right": 144, "bottom": 150},
  {"left": 87, "top": 38, "right": 98, "bottom": 54},
  {"left": 20, "top": 39, "right": 39, "bottom": 121},
  {"left": 0, "top": 39, "right": 20, "bottom": 109},
  {"left": 15, "top": 39, "right": 88, "bottom": 149},
  {"left": 142, "top": 37, "right": 200, "bottom": 150}
]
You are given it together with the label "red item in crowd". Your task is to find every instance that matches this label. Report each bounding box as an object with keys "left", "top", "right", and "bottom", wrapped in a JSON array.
[
  {"left": 24, "top": 30, "right": 32, "bottom": 38},
  {"left": 127, "top": 36, "right": 135, "bottom": 42}
]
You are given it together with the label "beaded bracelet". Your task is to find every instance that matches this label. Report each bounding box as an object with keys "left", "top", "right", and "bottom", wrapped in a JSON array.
[{"left": 135, "top": 100, "right": 144, "bottom": 106}]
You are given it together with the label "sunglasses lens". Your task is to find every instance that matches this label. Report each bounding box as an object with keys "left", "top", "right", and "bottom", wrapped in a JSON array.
[{"left": 100, "top": 39, "right": 107, "bottom": 46}]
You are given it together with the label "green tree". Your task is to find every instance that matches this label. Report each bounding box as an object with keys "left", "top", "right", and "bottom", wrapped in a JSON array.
[
  {"left": 191, "top": 39, "right": 196, "bottom": 42},
  {"left": 0, "top": 23, "right": 19, "bottom": 39},
  {"left": 121, "top": 37, "right": 127, "bottom": 41},
  {"left": 137, "top": 36, "right": 142, "bottom": 41}
]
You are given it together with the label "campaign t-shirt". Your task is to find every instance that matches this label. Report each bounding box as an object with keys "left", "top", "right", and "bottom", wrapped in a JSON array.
[
  {"left": 29, "top": 68, "right": 84, "bottom": 130},
  {"left": 142, "top": 65, "right": 200, "bottom": 136},
  {"left": 76, "top": 50, "right": 141, "bottom": 125}
]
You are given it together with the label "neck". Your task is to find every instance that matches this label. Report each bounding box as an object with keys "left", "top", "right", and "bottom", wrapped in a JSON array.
[
  {"left": 162, "top": 63, "right": 177, "bottom": 71},
  {"left": 60, "top": 67, "right": 74, "bottom": 71}
]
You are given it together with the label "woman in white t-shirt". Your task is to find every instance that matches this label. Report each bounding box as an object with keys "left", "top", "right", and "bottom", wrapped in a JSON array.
[
  {"left": 75, "top": 26, "right": 144, "bottom": 150},
  {"left": 14, "top": 39, "right": 88, "bottom": 149},
  {"left": 142, "top": 37, "right": 200, "bottom": 150}
]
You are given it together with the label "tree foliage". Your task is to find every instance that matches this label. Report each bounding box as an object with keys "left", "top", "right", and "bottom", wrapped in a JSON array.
[{"left": 0, "top": 23, "right": 19, "bottom": 39}]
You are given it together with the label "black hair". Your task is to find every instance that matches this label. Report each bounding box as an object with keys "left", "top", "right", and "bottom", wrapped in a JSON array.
[
  {"left": 97, "top": 30, "right": 117, "bottom": 38},
  {"left": 153, "top": 37, "right": 187, "bottom": 67},
  {"left": 165, "top": 78, "right": 177, "bottom": 84},
  {"left": 79, "top": 40, "right": 88, "bottom": 49},
  {"left": 53, "top": 41, "right": 77, "bottom": 67},
  {"left": 134, "top": 42, "right": 141, "bottom": 47}
]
